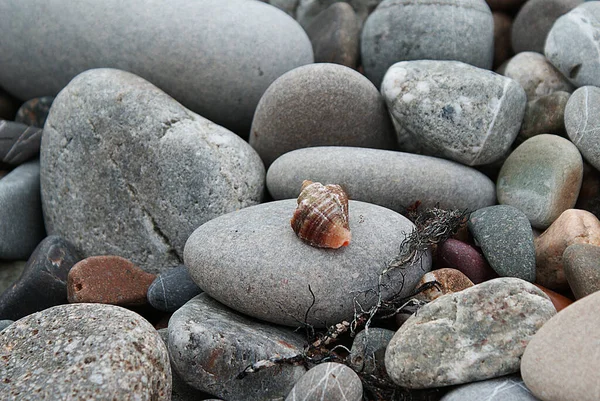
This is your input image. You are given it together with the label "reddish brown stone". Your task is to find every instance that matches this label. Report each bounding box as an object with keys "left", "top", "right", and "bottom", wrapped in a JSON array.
[
  {"left": 533, "top": 284, "right": 574, "bottom": 312},
  {"left": 493, "top": 12, "right": 514, "bottom": 69},
  {"left": 415, "top": 268, "right": 474, "bottom": 301},
  {"left": 486, "top": 0, "right": 527, "bottom": 13},
  {"left": 437, "top": 239, "right": 499, "bottom": 284},
  {"left": 67, "top": 256, "right": 156, "bottom": 306}
]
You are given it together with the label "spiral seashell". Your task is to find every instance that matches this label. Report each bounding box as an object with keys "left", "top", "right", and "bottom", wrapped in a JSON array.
[{"left": 290, "top": 180, "right": 351, "bottom": 249}]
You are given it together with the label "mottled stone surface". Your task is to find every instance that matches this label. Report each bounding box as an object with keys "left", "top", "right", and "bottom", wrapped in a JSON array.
[
  {"left": 285, "top": 362, "right": 363, "bottom": 401},
  {"left": 0, "top": 303, "right": 171, "bottom": 400},
  {"left": 521, "top": 289, "right": 600, "bottom": 401},
  {"left": 497, "top": 134, "right": 583, "bottom": 229},
  {"left": 493, "top": 12, "right": 514, "bottom": 69},
  {"left": 437, "top": 239, "right": 498, "bottom": 284},
  {"left": 361, "top": 0, "right": 494, "bottom": 87},
  {"left": 249, "top": 63, "right": 395, "bottom": 167},
  {"left": 0, "top": 161, "right": 45, "bottom": 260},
  {"left": 415, "top": 268, "right": 474, "bottom": 301},
  {"left": 267, "top": 147, "right": 496, "bottom": 213},
  {"left": 0, "top": 120, "right": 42, "bottom": 166},
  {"left": 385, "top": 278, "right": 555, "bottom": 389},
  {"left": 381, "top": 60, "right": 526, "bottom": 166},
  {"left": 534, "top": 209, "right": 600, "bottom": 290},
  {"left": 168, "top": 294, "right": 306, "bottom": 401},
  {"left": 184, "top": 200, "right": 431, "bottom": 327},
  {"left": 0, "top": 236, "right": 80, "bottom": 321},
  {"left": 147, "top": 265, "right": 202, "bottom": 312},
  {"left": 441, "top": 374, "right": 539, "bottom": 401},
  {"left": 545, "top": 2, "right": 600, "bottom": 88},
  {"left": 15, "top": 96, "right": 54, "bottom": 128},
  {"left": 349, "top": 328, "right": 395, "bottom": 374},
  {"left": 565, "top": 86, "right": 600, "bottom": 171},
  {"left": 0, "top": 0, "right": 313, "bottom": 134},
  {"left": 563, "top": 243, "right": 600, "bottom": 299},
  {"left": 41, "top": 69, "right": 265, "bottom": 274},
  {"left": 469, "top": 205, "right": 536, "bottom": 282},
  {"left": 67, "top": 256, "right": 156, "bottom": 306},
  {"left": 518, "top": 91, "right": 569, "bottom": 145}
]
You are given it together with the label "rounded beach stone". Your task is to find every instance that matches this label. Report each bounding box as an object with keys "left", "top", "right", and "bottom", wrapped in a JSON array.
[
  {"left": 437, "top": 239, "right": 499, "bottom": 284},
  {"left": 184, "top": 199, "right": 431, "bottom": 328},
  {"left": 385, "top": 278, "right": 556, "bottom": 389},
  {"left": 521, "top": 289, "right": 600, "bottom": 401},
  {"left": 517, "top": 91, "right": 569, "bottom": 144},
  {"left": 512, "top": 0, "right": 582, "bottom": 54},
  {"left": 0, "top": 161, "right": 45, "bottom": 260},
  {"left": 534, "top": 209, "right": 600, "bottom": 291},
  {"left": 249, "top": 63, "right": 395, "bottom": 167},
  {"left": 305, "top": 3, "right": 360, "bottom": 68},
  {"left": 0, "top": 0, "right": 313, "bottom": 134},
  {"left": 168, "top": 293, "right": 306, "bottom": 400},
  {"left": 565, "top": 86, "right": 600, "bottom": 171},
  {"left": 361, "top": 0, "right": 493, "bottom": 87},
  {"left": 67, "top": 256, "right": 156, "bottom": 306},
  {"left": 349, "top": 328, "right": 395, "bottom": 374},
  {"left": 15, "top": 96, "right": 54, "bottom": 128},
  {"left": 147, "top": 265, "right": 202, "bottom": 313},
  {"left": 441, "top": 374, "right": 539, "bottom": 401},
  {"left": 497, "top": 134, "right": 583, "bottom": 229},
  {"left": 502, "top": 52, "right": 574, "bottom": 101},
  {"left": 267, "top": 147, "right": 496, "bottom": 213},
  {"left": 563, "top": 243, "right": 600, "bottom": 299},
  {"left": 414, "top": 268, "right": 475, "bottom": 302},
  {"left": 285, "top": 362, "right": 363, "bottom": 401},
  {"left": 545, "top": 2, "right": 600, "bottom": 88},
  {"left": 41, "top": 69, "right": 265, "bottom": 274},
  {"left": 493, "top": 12, "right": 514, "bottom": 69},
  {"left": 468, "top": 205, "right": 536, "bottom": 282},
  {"left": 381, "top": 60, "right": 526, "bottom": 166},
  {"left": 0, "top": 303, "right": 171, "bottom": 400}
]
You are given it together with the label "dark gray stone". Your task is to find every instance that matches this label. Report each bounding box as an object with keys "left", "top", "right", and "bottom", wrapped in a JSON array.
[
  {"left": 497, "top": 134, "right": 583, "bottom": 229},
  {"left": 0, "top": 89, "right": 18, "bottom": 120},
  {"left": 267, "top": 147, "right": 496, "bottom": 212},
  {"left": 147, "top": 265, "right": 202, "bottom": 312},
  {"left": 0, "top": 235, "right": 81, "bottom": 321},
  {"left": 362, "top": 0, "right": 494, "bottom": 87},
  {"left": 441, "top": 374, "right": 540, "bottom": 401},
  {"left": 0, "top": 161, "right": 45, "bottom": 259},
  {"left": 249, "top": 63, "right": 395, "bottom": 167},
  {"left": 0, "top": 120, "right": 42, "bottom": 166},
  {"left": 0, "top": 0, "right": 313, "bottom": 134},
  {"left": 184, "top": 199, "right": 431, "bottom": 328},
  {"left": 0, "top": 303, "right": 171, "bottom": 400},
  {"left": 468, "top": 205, "right": 536, "bottom": 282},
  {"left": 517, "top": 91, "right": 569, "bottom": 145},
  {"left": 285, "top": 362, "right": 363, "bottom": 401},
  {"left": 15, "top": 96, "right": 54, "bottom": 128},
  {"left": 0, "top": 320, "right": 12, "bottom": 332},
  {"left": 260, "top": 0, "right": 299, "bottom": 16},
  {"left": 41, "top": 69, "right": 265, "bottom": 274},
  {"left": 563, "top": 243, "right": 600, "bottom": 299},
  {"left": 0, "top": 261, "right": 25, "bottom": 294},
  {"left": 381, "top": 60, "right": 526, "bottom": 166},
  {"left": 349, "top": 328, "right": 395, "bottom": 374},
  {"left": 305, "top": 3, "right": 360, "bottom": 68},
  {"left": 385, "top": 278, "right": 556, "bottom": 389},
  {"left": 168, "top": 293, "right": 306, "bottom": 401},
  {"left": 565, "top": 86, "right": 600, "bottom": 171}
]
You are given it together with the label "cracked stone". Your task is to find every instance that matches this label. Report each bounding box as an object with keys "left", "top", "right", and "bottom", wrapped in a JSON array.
[{"left": 147, "top": 265, "right": 202, "bottom": 313}]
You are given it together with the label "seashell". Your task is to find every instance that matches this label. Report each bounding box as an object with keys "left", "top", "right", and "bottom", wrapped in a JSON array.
[{"left": 290, "top": 180, "right": 351, "bottom": 249}]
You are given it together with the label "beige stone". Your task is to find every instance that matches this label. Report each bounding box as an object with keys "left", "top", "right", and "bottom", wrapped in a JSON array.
[{"left": 415, "top": 268, "right": 474, "bottom": 302}]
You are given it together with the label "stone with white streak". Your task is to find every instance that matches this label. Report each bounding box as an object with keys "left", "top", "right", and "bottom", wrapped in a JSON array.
[
  {"left": 565, "top": 86, "right": 600, "bottom": 171},
  {"left": 441, "top": 374, "right": 539, "bottom": 401}
]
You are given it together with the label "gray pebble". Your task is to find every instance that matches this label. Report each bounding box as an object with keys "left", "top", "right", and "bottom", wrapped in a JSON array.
[
  {"left": 147, "top": 265, "right": 202, "bottom": 313},
  {"left": 285, "top": 362, "right": 363, "bottom": 401},
  {"left": 349, "top": 327, "right": 395, "bottom": 374},
  {"left": 518, "top": 91, "right": 570, "bottom": 145},
  {"left": 0, "top": 120, "right": 42, "bottom": 166},
  {"left": 565, "top": 86, "right": 600, "bottom": 171},
  {"left": 441, "top": 374, "right": 540, "bottom": 401},
  {"left": 563, "top": 243, "right": 600, "bottom": 299}
]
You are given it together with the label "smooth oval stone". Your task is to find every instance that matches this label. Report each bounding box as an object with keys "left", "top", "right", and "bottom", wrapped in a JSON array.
[
  {"left": 0, "top": 303, "right": 171, "bottom": 399},
  {"left": 565, "top": 86, "right": 600, "bottom": 171},
  {"left": 437, "top": 239, "right": 499, "bottom": 284},
  {"left": 0, "top": 0, "right": 313, "bottom": 134},
  {"left": 513, "top": 0, "right": 583, "bottom": 54},
  {"left": 502, "top": 52, "right": 574, "bottom": 101},
  {"left": 517, "top": 91, "right": 569, "bottom": 145},
  {"left": 41, "top": 69, "right": 265, "bottom": 274},
  {"left": 147, "top": 265, "right": 202, "bottom": 313},
  {"left": 349, "top": 327, "right": 395, "bottom": 374},
  {"left": 285, "top": 362, "right": 363, "bottom": 401},
  {"left": 497, "top": 134, "right": 583, "bottom": 229},
  {"left": 249, "top": 63, "right": 395, "bottom": 167},
  {"left": 385, "top": 278, "right": 556, "bottom": 389},
  {"left": 469, "top": 205, "right": 536, "bottom": 282},
  {"left": 563, "top": 243, "right": 600, "bottom": 299},
  {"left": 415, "top": 268, "right": 475, "bottom": 301},
  {"left": 169, "top": 293, "right": 306, "bottom": 401},
  {"left": 534, "top": 209, "right": 600, "bottom": 290},
  {"left": 441, "top": 374, "right": 539, "bottom": 401},
  {"left": 0, "top": 161, "right": 45, "bottom": 259},
  {"left": 521, "top": 289, "right": 600, "bottom": 401},
  {"left": 533, "top": 284, "right": 574, "bottom": 312},
  {"left": 0, "top": 236, "right": 80, "bottom": 321},
  {"left": 15, "top": 96, "right": 54, "bottom": 128},
  {"left": 381, "top": 60, "right": 526, "bottom": 166},
  {"left": 0, "top": 120, "right": 42, "bottom": 166},
  {"left": 493, "top": 12, "right": 514, "bottom": 69},
  {"left": 184, "top": 199, "right": 431, "bottom": 327},
  {"left": 361, "top": 0, "right": 493, "bottom": 87},
  {"left": 268, "top": 147, "right": 496, "bottom": 213},
  {"left": 545, "top": 2, "right": 600, "bottom": 88}
]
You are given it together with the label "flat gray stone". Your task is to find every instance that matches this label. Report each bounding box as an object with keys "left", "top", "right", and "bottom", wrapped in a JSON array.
[
  {"left": 349, "top": 328, "right": 395, "bottom": 374},
  {"left": 362, "top": 0, "right": 494, "bottom": 87},
  {"left": 267, "top": 147, "right": 496, "bottom": 212},
  {"left": 381, "top": 60, "right": 526, "bottom": 166},
  {"left": 545, "top": 2, "right": 600, "bottom": 88},
  {"left": 385, "top": 278, "right": 556, "bottom": 389},
  {"left": 168, "top": 293, "right": 306, "bottom": 401},
  {"left": 0, "top": 0, "right": 313, "bottom": 134},
  {"left": 0, "top": 303, "right": 171, "bottom": 400},
  {"left": 41, "top": 69, "right": 265, "bottom": 274},
  {"left": 468, "top": 205, "right": 536, "bottom": 282},
  {"left": 184, "top": 199, "right": 431, "bottom": 327},
  {"left": 563, "top": 243, "right": 600, "bottom": 299},
  {"left": 518, "top": 91, "right": 570, "bottom": 145},
  {"left": 285, "top": 362, "right": 362, "bottom": 401},
  {"left": 249, "top": 63, "right": 396, "bottom": 167},
  {"left": 0, "top": 161, "right": 45, "bottom": 260},
  {"left": 497, "top": 134, "right": 583, "bottom": 229},
  {"left": 565, "top": 86, "right": 600, "bottom": 171},
  {"left": 441, "top": 374, "right": 540, "bottom": 401}
]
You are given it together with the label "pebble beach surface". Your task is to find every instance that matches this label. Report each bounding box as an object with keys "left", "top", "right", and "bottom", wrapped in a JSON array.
[{"left": 1, "top": 1, "right": 599, "bottom": 400}]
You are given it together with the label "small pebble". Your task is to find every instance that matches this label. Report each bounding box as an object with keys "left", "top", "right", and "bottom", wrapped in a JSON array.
[
  {"left": 436, "top": 239, "right": 499, "bottom": 284},
  {"left": 349, "top": 327, "right": 395, "bottom": 375},
  {"left": 14, "top": 96, "right": 54, "bottom": 127},
  {"left": 147, "top": 265, "right": 202, "bottom": 312},
  {"left": 563, "top": 243, "right": 600, "bottom": 299},
  {"left": 533, "top": 284, "right": 574, "bottom": 312},
  {"left": 0, "top": 120, "right": 42, "bottom": 166},
  {"left": 517, "top": 91, "right": 569, "bottom": 145},
  {"left": 441, "top": 374, "right": 539, "bottom": 401},
  {"left": 414, "top": 268, "right": 474, "bottom": 302},
  {"left": 565, "top": 86, "right": 600, "bottom": 171},
  {"left": 285, "top": 362, "right": 363, "bottom": 401}
]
